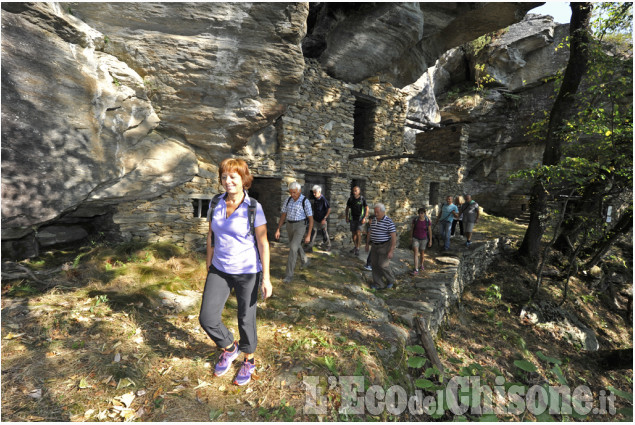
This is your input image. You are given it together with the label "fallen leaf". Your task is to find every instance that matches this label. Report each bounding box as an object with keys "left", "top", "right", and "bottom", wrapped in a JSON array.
[
  {"left": 116, "top": 377, "right": 136, "bottom": 390},
  {"left": 218, "top": 385, "right": 226, "bottom": 392},
  {"left": 115, "top": 392, "right": 136, "bottom": 408},
  {"left": 114, "top": 352, "right": 121, "bottom": 363},
  {"left": 168, "top": 385, "right": 186, "bottom": 394},
  {"left": 79, "top": 378, "right": 91, "bottom": 389},
  {"left": 84, "top": 409, "right": 95, "bottom": 419},
  {"left": 193, "top": 380, "right": 211, "bottom": 390},
  {"left": 4, "top": 332, "right": 25, "bottom": 340}
]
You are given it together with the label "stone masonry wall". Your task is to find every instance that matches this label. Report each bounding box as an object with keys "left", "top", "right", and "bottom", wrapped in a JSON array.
[{"left": 113, "top": 59, "right": 463, "bottom": 248}]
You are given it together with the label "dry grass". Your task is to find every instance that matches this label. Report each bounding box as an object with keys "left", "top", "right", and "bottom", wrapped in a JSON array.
[
  {"left": 2, "top": 236, "right": 632, "bottom": 421},
  {"left": 2, "top": 241, "right": 395, "bottom": 422}
]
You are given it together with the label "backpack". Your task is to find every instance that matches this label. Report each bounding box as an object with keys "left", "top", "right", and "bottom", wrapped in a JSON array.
[
  {"left": 207, "top": 193, "right": 258, "bottom": 248},
  {"left": 347, "top": 195, "right": 366, "bottom": 221},
  {"left": 285, "top": 195, "right": 311, "bottom": 224}
]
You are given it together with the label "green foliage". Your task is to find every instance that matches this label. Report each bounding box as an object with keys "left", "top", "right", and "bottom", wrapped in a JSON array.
[
  {"left": 474, "top": 64, "right": 496, "bottom": 91},
  {"left": 467, "top": 34, "right": 492, "bottom": 57},
  {"left": 485, "top": 284, "right": 502, "bottom": 302},
  {"left": 550, "top": 365, "right": 568, "bottom": 385},
  {"left": 592, "top": 2, "right": 633, "bottom": 40},
  {"left": 536, "top": 351, "right": 562, "bottom": 365},
  {"left": 608, "top": 385, "right": 634, "bottom": 402},
  {"left": 513, "top": 4, "right": 633, "bottom": 262},
  {"left": 208, "top": 408, "right": 222, "bottom": 420},
  {"left": 405, "top": 345, "right": 426, "bottom": 355},
  {"left": 258, "top": 399, "right": 296, "bottom": 421},
  {"left": 407, "top": 356, "right": 426, "bottom": 369},
  {"left": 513, "top": 359, "right": 537, "bottom": 373},
  {"left": 314, "top": 355, "right": 338, "bottom": 376}
]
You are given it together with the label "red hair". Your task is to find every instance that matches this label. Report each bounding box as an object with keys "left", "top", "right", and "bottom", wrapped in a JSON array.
[{"left": 218, "top": 158, "right": 253, "bottom": 189}]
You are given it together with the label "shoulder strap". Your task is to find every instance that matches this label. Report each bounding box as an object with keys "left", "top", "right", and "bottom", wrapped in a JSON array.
[
  {"left": 303, "top": 196, "right": 310, "bottom": 218},
  {"left": 248, "top": 198, "right": 257, "bottom": 239},
  {"left": 207, "top": 193, "right": 225, "bottom": 247}
]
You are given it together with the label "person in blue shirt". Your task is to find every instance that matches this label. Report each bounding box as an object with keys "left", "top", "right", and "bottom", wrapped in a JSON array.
[{"left": 436, "top": 196, "right": 459, "bottom": 251}]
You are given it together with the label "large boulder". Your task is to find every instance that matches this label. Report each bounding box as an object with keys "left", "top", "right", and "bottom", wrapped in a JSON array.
[
  {"left": 473, "top": 14, "right": 570, "bottom": 90},
  {"left": 1, "top": 2, "right": 308, "bottom": 247},
  {"left": 1, "top": 4, "right": 196, "bottom": 232},
  {"left": 304, "top": 2, "right": 540, "bottom": 88},
  {"left": 431, "top": 15, "right": 571, "bottom": 216},
  {"left": 62, "top": 2, "right": 308, "bottom": 156}
]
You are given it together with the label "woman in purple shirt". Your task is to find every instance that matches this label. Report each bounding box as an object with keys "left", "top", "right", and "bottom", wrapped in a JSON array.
[{"left": 199, "top": 158, "right": 271, "bottom": 386}]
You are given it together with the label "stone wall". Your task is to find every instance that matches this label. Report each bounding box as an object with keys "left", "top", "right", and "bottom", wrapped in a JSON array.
[{"left": 113, "top": 59, "right": 463, "bottom": 248}]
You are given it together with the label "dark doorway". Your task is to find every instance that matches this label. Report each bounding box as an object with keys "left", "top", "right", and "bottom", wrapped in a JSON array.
[
  {"left": 249, "top": 177, "right": 283, "bottom": 240},
  {"left": 351, "top": 179, "right": 366, "bottom": 198}
]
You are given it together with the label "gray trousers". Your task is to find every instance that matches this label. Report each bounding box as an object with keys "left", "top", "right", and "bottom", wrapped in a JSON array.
[
  {"left": 199, "top": 265, "right": 260, "bottom": 354},
  {"left": 370, "top": 240, "right": 395, "bottom": 288},
  {"left": 285, "top": 220, "right": 307, "bottom": 279},
  {"left": 308, "top": 221, "right": 330, "bottom": 248}
]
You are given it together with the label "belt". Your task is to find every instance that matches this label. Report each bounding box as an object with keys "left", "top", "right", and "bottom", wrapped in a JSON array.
[
  {"left": 288, "top": 219, "right": 305, "bottom": 223},
  {"left": 372, "top": 240, "right": 390, "bottom": 245}
]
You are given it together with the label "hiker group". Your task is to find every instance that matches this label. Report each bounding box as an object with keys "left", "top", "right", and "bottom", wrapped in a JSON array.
[
  {"left": 274, "top": 182, "right": 480, "bottom": 289},
  {"left": 199, "top": 158, "right": 480, "bottom": 386}
]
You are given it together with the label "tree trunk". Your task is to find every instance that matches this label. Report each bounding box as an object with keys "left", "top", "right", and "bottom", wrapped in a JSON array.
[
  {"left": 518, "top": 3, "right": 593, "bottom": 267},
  {"left": 585, "top": 208, "right": 633, "bottom": 269}
]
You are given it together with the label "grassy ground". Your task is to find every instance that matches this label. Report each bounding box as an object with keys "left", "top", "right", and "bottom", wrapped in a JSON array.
[{"left": 2, "top": 214, "right": 632, "bottom": 421}]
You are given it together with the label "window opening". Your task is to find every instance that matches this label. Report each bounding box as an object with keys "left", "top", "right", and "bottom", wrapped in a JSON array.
[
  {"left": 429, "top": 182, "right": 440, "bottom": 206},
  {"left": 353, "top": 94, "right": 377, "bottom": 150},
  {"left": 192, "top": 198, "right": 212, "bottom": 219}
]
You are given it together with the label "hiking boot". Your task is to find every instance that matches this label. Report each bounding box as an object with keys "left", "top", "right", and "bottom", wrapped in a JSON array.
[
  {"left": 349, "top": 247, "right": 356, "bottom": 253},
  {"left": 364, "top": 265, "right": 372, "bottom": 271},
  {"left": 354, "top": 248, "right": 360, "bottom": 256},
  {"left": 282, "top": 276, "right": 292, "bottom": 284},
  {"left": 412, "top": 269, "right": 419, "bottom": 276},
  {"left": 301, "top": 258, "right": 310, "bottom": 269},
  {"left": 465, "top": 241, "right": 471, "bottom": 248},
  {"left": 214, "top": 342, "right": 240, "bottom": 377},
  {"left": 385, "top": 283, "right": 394, "bottom": 289},
  {"left": 234, "top": 359, "right": 256, "bottom": 386},
  {"left": 420, "top": 266, "right": 425, "bottom": 272}
]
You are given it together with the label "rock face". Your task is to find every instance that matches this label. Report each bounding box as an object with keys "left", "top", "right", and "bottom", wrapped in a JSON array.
[
  {"left": 304, "top": 2, "right": 539, "bottom": 88},
  {"left": 430, "top": 14, "right": 570, "bottom": 216},
  {"left": 473, "top": 14, "right": 570, "bottom": 91},
  {"left": 2, "top": 2, "right": 546, "bottom": 257},
  {"left": 1, "top": 2, "right": 308, "bottom": 254},
  {"left": 1, "top": 3, "right": 194, "bottom": 231},
  {"left": 62, "top": 2, "right": 309, "bottom": 155}
]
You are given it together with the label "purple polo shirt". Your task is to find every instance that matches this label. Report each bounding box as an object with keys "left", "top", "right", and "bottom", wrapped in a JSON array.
[{"left": 211, "top": 192, "right": 267, "bottom": 274}]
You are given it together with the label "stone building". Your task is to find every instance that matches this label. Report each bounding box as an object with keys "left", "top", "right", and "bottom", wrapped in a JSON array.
[{"left": 113, "top": 59, "right": 464, "bottom": 249}]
